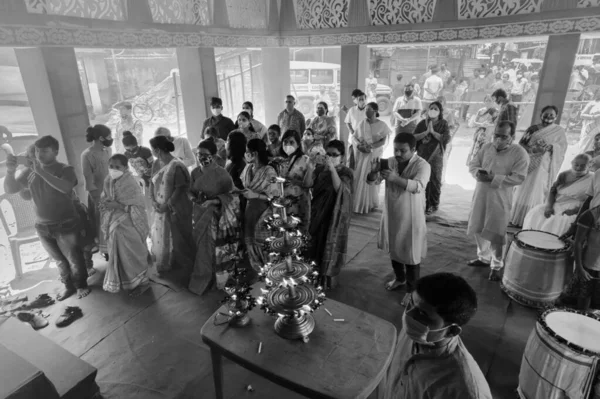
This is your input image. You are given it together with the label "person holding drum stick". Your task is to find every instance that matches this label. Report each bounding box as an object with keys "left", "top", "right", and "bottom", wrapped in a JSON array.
[
  {"left": 375, "top": 273, "right": 492, "bottom": 399},
  {"left": 466, "top": 121, "right": 530, "bottom": 281}
]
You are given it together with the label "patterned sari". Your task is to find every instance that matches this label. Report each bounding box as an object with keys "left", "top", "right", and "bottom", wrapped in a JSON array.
[
  {"left": 277, "top": 154, "right": 311, "bottom": 232},
  {"left": 150, "top": 158, "right": 194, "bottom": 273},
  {"left": 189, "top": 163, "right": 240, "bottom": 295},
  {"left": 308, "top": 116, "right": 337, "bottom": 147},
  {"left": 309, "top": 165, "right": 353, "bottom": 280},
  {"left": 579, "top": 101, "right": 600, "bottom": 152},
  {"left": 101, "top": 171, "right": 150, "bottom": 293},
  {"left": 240, "top": 163, "right": 279, "bottom": 270},
  {"left": 511, "top": 123, "right": 568, "bottom": 226}
]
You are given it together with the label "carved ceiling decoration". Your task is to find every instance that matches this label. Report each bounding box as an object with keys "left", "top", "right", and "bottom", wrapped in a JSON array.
[
  {"left": 148, "top": 0, "right": 210, "bottom": 25},
  {"left": 1, "top": 16, "right": 599, "bottom": 48},
  {"left": 226, "top": 0, "right": 267, "bottom": 29},
  {"left": 294, "top": 0, "right": 349, "bottom": 29},
  {"left": 25, "top": 0, "right": 126, "bottom": 21},
  {"left": 369, "top": 0, "right": 437, "bottom": 25},
  {"left": 579, "top": 0, "right": 600, "bottom": 7},
  {"left": 458, "top": 0, "right": 543, "bottom": 20}
]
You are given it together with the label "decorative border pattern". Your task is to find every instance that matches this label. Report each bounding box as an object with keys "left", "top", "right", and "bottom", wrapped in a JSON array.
[
  {"left": 578, "top": 0, "right": 600, "bottom": 7},
  {"left": 294, "top": 0, "right": 349, "bottom": 29},
  {"left": 226, "top": 0, "right": 267, "bottom": 29},
  {"left": 0, "top": 17, "right": 599, "bottom": 48},
  {"left": 458, "top": 0, "right": 542, "bottom": 20},
  {"left": 369, "top": 0, "right": 437, "bottom": 25},
  {"left": 25, "top": 0, "right": 126, "bottom": 21}
]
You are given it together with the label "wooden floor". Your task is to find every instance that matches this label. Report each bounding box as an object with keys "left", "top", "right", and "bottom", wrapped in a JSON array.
[{"left": 7, "top": 186, "right": 538, "bottom": 399}]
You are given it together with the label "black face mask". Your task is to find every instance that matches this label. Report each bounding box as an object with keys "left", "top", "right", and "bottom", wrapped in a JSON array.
[{"left": 405, "top": 90, "right": 413, "bottom": 97}]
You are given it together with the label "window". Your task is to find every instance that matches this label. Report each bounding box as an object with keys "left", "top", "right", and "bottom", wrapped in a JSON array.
[
  {"left": 291, "top": 69, "right": 309, "bottom": 84},
  {"left": 310, "top": 69, "right": 334, "bottom": 85}
]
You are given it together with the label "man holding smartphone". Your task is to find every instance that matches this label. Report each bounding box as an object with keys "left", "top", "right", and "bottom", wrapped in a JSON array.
[{"left": 466, "top": 121, "right": 529, "bottom": 281}]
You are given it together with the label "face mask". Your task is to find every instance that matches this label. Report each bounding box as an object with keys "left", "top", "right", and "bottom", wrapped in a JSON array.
[
  {"left": 102, "top": 138, "right": 114, "bottom": 147},
  {"left": 479, "top": 75, "right": 485, "bottom": 79},
  {"left": 405, "top": 90, "right": 413, "bottom": 97},
  {"left": 244, "top": 153, "right": 254, "bottom": 163},
  {"left": 198, "top": 155, "right": 212, "bottom": 166},
  {"left": 428, "top": 109, "right": 440, "bottom": 119},
  {"left": 109, "top": 169, "right": 123, "bottom": 180},
  {"left": 239, "top": 121, "right": 249, "bottom": 129},
  {"left": 211, "top": 108, "right": 222, "bottom": 116},
  {"left": 329, "top": 156, "right": 341, "bottom": 167},
  {"left": 402, "top": 310, "right": 453, "bottom": 346},
  {"left": 316, "top": 109, "right": 325, "bottom": 117},
  {"left": 283, "top": 145, "right": 296, "bottom": 156}
]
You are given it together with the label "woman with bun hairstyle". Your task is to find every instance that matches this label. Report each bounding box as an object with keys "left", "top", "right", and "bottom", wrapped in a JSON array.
[
  {"left": 149, "top": 135, "right": 194, "bottom": 275},
  {"left": 81, "top": 124, "right": 113, "bottom": 258}
]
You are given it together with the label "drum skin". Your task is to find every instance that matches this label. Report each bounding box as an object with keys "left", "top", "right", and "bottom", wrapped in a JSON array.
[
  {"left": 501, "top": 231, "right": 570, "bottom": 309},
  {"left": 518, "top": 309, "right": 600, "bottom": 399}
]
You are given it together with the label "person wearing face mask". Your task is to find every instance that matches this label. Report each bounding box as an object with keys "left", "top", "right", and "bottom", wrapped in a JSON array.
[
  {"left": 412, "top": 102, "right": 451, "bottom": 214},
  {"left": 375, "top": 273, "right": 492, "bottom": 399},
  {"left": 510, "top": 72, "right": 529, "bottom": 113},
  {"left": 188, "top": 140, "right": 240, "bottom": 295},
  {"left": 277, "top": 129, "right": 313, "bottom": 232},
  {"left": 241, "top": 101, "right": 268, "bottom": 141},
  {"left": 203, "top": 127, "right": 227, "bottom": 167},
  {"left": 82, "top": 124, "right": 113, "bottom": 257},
  {"left": 148, "top": 135, "right": 194, "bottom": 277},
  {"left": 467, "top": 121, "right": 529, "bottom": 281},
  {"left": 114, "top": 101, "right": 143, "bottom": 154},
  {"left": 491, "top": 73, "right": 513, "bottom": 94},
  {"left": 510, "top": 105, "right": 568, "bottom": 227},
  {"left": 240, "top": 138, "right": 280, "bottom": 270},
  {"left": 201, "top": 97, "right": 236, "bottom": 141},
  {"left": 99, "top": 154, "right": 150, "bottom": 297},
  {"left": 154, "top": 127, "right": 195, "bottom": 169},
  {"left": 391, "top": 83, "right": 422, "bottom": 135},
  {"left": 234, "top": 111, "right": 262, "bottom": 142},
  {"left": 306, "top": 140, "right": 354, "bottom": 290},
  {"left": 308, "top": 101, "right": 337, "bottom": 148},
  {"left": 466, "top": 95, "right": 498, "bottom": 166},
  {"left": 367, "top": 133, "right": 430, "bottom": 296},
  {"left": 353, "top": 102, "right": 391, "bottom": 214},
  {"left": 302, "top": 128, "right": 324, "bottom": 158},
  {"left": 523, "top": 154, "right": 594, "bottom": 236},
  {"left": 277, "top": 95, "right": 306, "bottom": 137},
  {"left": 344, "top": 89, "right": 367, "bottom": 170},
  {"left": 491, "top": 88, "right": 518, "bottom": 129},
  {"left": 578, "top": 92, "right": 600, "bottom": 153},
  {"left": 123, "top": 131, "right": 154, "bottom": 188}
]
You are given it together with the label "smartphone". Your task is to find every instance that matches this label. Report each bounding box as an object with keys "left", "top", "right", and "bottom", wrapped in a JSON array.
[
  {"left": 478, "top": 169, "right": 488, "bottom": 175},
  {"left": 380, "top": 158, "right": 389, "bottom": 171}
]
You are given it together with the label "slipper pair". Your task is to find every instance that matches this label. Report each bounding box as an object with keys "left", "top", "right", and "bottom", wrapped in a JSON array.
[{"left": 56, "top": 306, "right": 83, "bottom": 328}]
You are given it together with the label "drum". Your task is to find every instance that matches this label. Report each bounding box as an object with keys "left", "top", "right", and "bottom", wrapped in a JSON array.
[
  {"left": 518, "top": 308, "right": 600, "bottom": 399},
  {"left": 500, "top": 230, "right": 570, "bottom": 308}
]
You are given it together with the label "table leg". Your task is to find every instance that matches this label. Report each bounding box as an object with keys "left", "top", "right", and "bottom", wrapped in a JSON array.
[{"left": 210, "top": 347, "right": 224, "bottom": 399}]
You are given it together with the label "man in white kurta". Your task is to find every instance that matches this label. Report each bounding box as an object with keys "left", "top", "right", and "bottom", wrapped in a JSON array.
[
  {"left": 467, "top": 121, "right": 529, "bottom": 281},
  {"left": 344, "top": 89, "right": 367, "bottom": 169},
  {"left": 368, "top": 133, "right": 431, "bottom": 297}
]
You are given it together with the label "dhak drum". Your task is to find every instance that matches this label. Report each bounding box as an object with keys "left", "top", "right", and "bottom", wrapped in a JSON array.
[
  {"left": 500, "top": 230, "right": 570, "bottom": 308},
  {"left": 518, "top": 309, "right": 600, "bottom": 399}
]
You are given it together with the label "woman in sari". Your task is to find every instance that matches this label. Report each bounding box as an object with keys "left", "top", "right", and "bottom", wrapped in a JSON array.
[
  {"left": 510, "top": 105, "right": 568, "bottom": 227},
  {"left": 149, "top": 135, "right": 195, "bottom": 276},
  {"left": 352, "top": 102, "right": 391, "bottom": 214},
  {"left": 466, "top": 96, "right": 498, "bottom": 166},
  {"left": 579, "top": 93, "right": 600, "bottom": 153},
  {"left": 234, "top": 111, "right": 264, "bottom": 142},
  {"left": 307, "top": 101, "right": 337, "bottom": 148},
  {"left": 307, "top": 140, "right": 353, "bottom": 290},
  {"left": 188, "top": 140, "right": 240, "bottom": 295},
  {"left": 242, "top": 101, "right": 268, "bottom": 140},
  {"left": 100, "top": 154, "right": 150, "bottom": 296},
  {"left": 240, "top": 139, "right": 280, "bottom": 270},
  {"left": 585, "top": 132, "right": 600, "bottom": 172},
  {"left": 267, "top": 125, "right": 282, "bottom": 158},
  {"left": 277, "top": 129, "right": 313, "bottom": 231},
  {"left": 302, "top": 128, "right": 326, "bottom": 157},
  {"left": 523, "top": 154, "right": 593, "bottom": 236},
  {"left": 413, "top": 101, "right": 451, "bottom": 214}
]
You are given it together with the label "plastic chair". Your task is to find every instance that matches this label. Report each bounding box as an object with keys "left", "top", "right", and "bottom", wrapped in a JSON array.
[{"left": 0, "top": 193, "right": 45, "bottom": 278}]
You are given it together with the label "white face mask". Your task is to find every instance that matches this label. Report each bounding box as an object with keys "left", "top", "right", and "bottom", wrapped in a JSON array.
[
  {"left": 244, "top": 153, "right": 254, "bottom": 163},
  {"left": 211, "top": 108, "right": 222, "bottom": 117},
  {"left": 109, "top": 169, "right": 124, "bottom": 180},
  {"left": 329, "top": 156, "right": 341, "bottom": 167},
  {"left": 402, "top": 310, "right": 454, "bottom": 346},
  {"left": 283, "top": 145, "right": 296, "bottom": 156},
  {"left": 428, "top": 109, "right": 440, "bottom": 119}
]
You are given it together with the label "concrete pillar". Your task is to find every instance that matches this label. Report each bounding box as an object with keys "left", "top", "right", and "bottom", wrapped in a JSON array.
[
  {"left": 532, "top": 34, "right": 580, "bottom": 125},
  {"left": 262, "top": 48, "right": 290, "bottom": 126},
  {"left": 339, "top": 45, "right": 369, "bottom": 144},
  {"left": 279, "top": 0, "right": 297, "bottom": 31},
  {"left": 14, "top": 47, "right": 90, "bottom": 201}
]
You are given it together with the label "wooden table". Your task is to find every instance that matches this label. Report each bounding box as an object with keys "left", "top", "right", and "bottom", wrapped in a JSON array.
[{"left": 201, "top": 290, "right": 397, "bottom": 399}]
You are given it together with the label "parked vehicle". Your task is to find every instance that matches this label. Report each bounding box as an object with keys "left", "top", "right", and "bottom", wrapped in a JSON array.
[{"left": 290, "top": 61, "right": 393, "bottom": 118}]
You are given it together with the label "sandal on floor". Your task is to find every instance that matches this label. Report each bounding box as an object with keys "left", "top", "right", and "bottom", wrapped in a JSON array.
[
  {"left": 385, "top": 279, "right": 406, "bottom": 291},
  {"left": 27, "top": 294, "right": 55, "bottom": 309},
  {"left": 17, "top": 311, "right": 49, "bottom": 330},
  {"left": 55, "top": 306, "right": 83, "bottom": 328}
]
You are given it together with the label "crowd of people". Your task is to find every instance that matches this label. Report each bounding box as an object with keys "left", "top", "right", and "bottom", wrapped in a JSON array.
[{"left": 4, "top": 70, "right": 600, "bottom": 397}]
